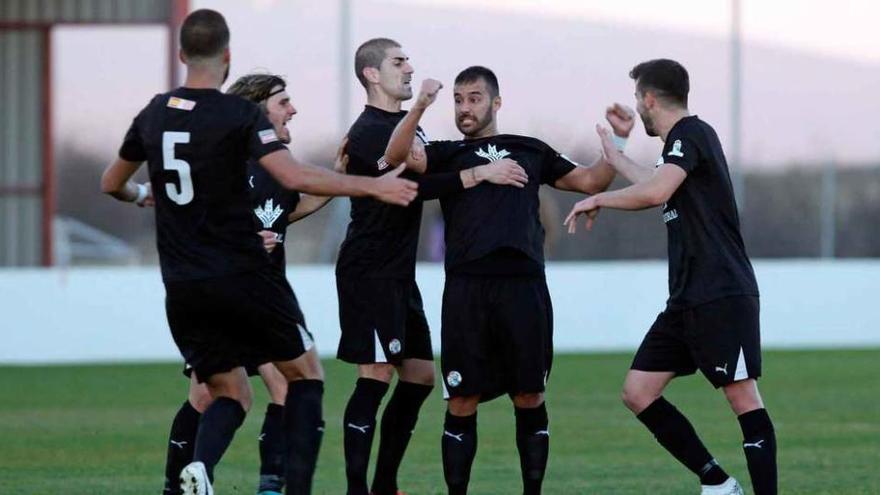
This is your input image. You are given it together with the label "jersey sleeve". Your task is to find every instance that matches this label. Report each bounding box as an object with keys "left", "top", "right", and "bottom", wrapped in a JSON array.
[
  {"left": 118, "top": 113, "right": 147, "bottom": 162},
  {"left": 540, "top": 143, "right": 578, "bottom": 185},
  {"left": 662, "top": 126, "right": 700, "bottom": 174},
  {"left": 245, "top": 105, "right": 287, "bottom": 160},
  {"left": 413, "top": 170, "right": 464, "bottom": 200},
  {"left": 346, "top": 124, "right": 393, "bottom": 177},
  {"left": 424, "top": 140, "right": 459, "bottom": 173}
]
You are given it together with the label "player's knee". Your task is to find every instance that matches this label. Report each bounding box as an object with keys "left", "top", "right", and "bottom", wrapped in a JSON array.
[
  {"left": 621, "top": 387, "right": 652, "bottom": 414},
  {"left": 188, "top": 388, "right": 214, "bottom": 413},
  {"left": 512, "top": 392, "right": 544, "bottom": 409},
  {"left": 448, "top": 396, "right": 479, "bottom": 416},
  {"left": 397, "top": 360, "right": 435, "bottom": 386},
  {"left": 723, "top": 379, "right": 763, "bottom": 415},
  {"left": 359, "top": 363, "right": 395, "bottom": 383}
]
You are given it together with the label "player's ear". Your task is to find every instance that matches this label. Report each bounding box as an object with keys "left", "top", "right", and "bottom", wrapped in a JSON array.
[
  {"left": 363, "top": 67, "right": 381, "bottom": 85},
  {"left": 492, "top": 95, "right": 502, "bottom": 112},
  {"left": 223, "top": 47, "right": 231, "bottom": 64},
  {"left": 178, "top": 49, "right": 187, "bottom": 65}
]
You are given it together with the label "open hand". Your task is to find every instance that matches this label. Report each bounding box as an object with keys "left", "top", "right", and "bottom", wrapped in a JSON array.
[
  {"left": 564, "top": 196, "right": 601, "bottom": 234},
  {"left": 374, "top": 165, "right": 419, "bottom": 206},
  {"left": 258, "top": 230, "right": 280, "bottom": 253},
  {"left": 478, "top": 158, "right": 528, "bottom": 188}
]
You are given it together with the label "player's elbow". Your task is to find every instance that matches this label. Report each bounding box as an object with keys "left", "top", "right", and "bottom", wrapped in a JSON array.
[
  {"left": 100, "top": 169, "right": 122, "bottom": 195},
  {"left": 644, "top": 187, "right": 672, "bottom": 207}
]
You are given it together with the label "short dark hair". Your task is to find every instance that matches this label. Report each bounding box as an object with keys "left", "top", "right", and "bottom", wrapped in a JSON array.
[
  {"left": 226, "top": 73, "right": 286, "bottom": 111},
  {"left": 354, "top": 38, "right": 401, "bottom": 88},
  {"left": 454, "top": 66, "right": 499, "bottom": 98},
  {"left": 629, "top": 59, "right": 689, "bottom": 107},
  {"left": 180, "top": 9, "right": 230, "bottom": 60}
]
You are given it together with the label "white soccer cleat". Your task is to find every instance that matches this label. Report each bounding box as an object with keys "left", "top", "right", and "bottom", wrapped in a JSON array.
[
  {"left": 701, "top": 477, "right": 744, "bottom": 495},
  {"left": 180, "top": 461, "right": 214, "bottom": 495}
]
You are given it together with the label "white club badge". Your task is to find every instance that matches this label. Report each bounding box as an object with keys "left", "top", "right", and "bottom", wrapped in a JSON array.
[
  {"left": 446, "top": 371, "right": 462, "bottom": 388},
  {"left": 388, "top": 338, "right": 402, "bottom": 355}
]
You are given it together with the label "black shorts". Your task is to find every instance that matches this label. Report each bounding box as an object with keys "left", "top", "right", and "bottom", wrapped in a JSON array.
[
  {"left": 336, "top": 277, "right": 434, "bottom": 365},
  {"left": 440, "top": 274, "right": 553, "bottom": 401},
  {"left": 182, "top": 362, "right": 264, "bottom": 379},
  {"left": 166, "top": 266, "right": 313, "bottom": 383},
  {"left": 631, "top": 296, "right": 762, "bottom": 388}
]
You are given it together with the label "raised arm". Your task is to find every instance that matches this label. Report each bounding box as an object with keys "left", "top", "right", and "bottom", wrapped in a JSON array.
[
  {"left": 385, "top": 79, "right": 443, "bottom": 171},
  {"left": 553, "top": 103, "right": 636, "bottom": 194}
]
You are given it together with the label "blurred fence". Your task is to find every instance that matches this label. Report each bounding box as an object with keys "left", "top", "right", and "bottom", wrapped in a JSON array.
[{"left": 0, "top": 260, "right": 877, "bottom": 364}]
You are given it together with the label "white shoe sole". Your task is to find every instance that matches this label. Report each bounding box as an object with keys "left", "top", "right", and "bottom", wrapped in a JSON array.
[{"left": 180, "top": 461, "right": 214, "bottom": 495}]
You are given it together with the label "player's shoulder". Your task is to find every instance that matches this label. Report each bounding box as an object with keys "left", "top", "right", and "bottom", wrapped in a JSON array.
[
  {"left": 497, "top": 134, "right": 553, "bottom": 153},
  {"left": 671, "top": 115, "right": 715, "bottom": 140},
  {"left": 348, "top": 107, "right": 398, "bottom": 142}
]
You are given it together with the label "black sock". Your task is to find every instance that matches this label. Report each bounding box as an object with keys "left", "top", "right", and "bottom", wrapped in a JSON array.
[
  {"left": 442, "top": 411, "right": 478, "bottom": 495},
  {"left": 284, "top": 379, "right": 325, "bottom": 495},
  {"left": 637, "top": 397, "right": 728, "bottom": 486},
  {"left": 163, "top": 401, "right": 201, "bottom": 495},
  {"left": 515, "top": 403, "right": 550, "bottom": 495},
  {"left": 371, "top": 381, "right": 433, "bottom": 495},
  {"left": 738, "top": 408, "right": 777, "bottom": 495},
  {"left": 343, "top": 378, "right": 390, "bottom": 495},
  {"left": 192, "top": 397, "right": 246, "bottom": 481},
  {"left": 258, "top": 403, "right": 286, "bottom": 493}
]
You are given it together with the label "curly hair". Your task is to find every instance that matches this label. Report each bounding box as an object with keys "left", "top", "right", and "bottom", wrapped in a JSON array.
[{"left": 226, "top": 73, "right": 287, "bottom": 111}]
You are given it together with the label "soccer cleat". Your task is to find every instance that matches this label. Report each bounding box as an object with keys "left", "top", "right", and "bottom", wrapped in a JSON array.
[
  {"left": 180, "top": 461, "right": 213, "bottom": 495},
  {"left": 700, "top": 477, "right": 744, "bottom": 495}
]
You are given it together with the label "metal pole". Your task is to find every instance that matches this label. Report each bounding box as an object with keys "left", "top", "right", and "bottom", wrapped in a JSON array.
[
  {"left": 730, "top": 0, "right": 745, "bottom": 211},
  {"left": 339, "top": 0, "right": 351, "bottom": 134},
  {"left": 819, "top": 157, "right": 837, "bottom": 258},
  {"left": 318, "top": 0, "right": 352, "bottom": 263}
]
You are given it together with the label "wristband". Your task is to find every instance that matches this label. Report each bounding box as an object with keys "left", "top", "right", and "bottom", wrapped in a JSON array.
[
  {"left": 134, "top": 183, "right": 148, "bottom": 205},
  {"left": 611, "top": 134, "right": 628, "bottom": 152}
]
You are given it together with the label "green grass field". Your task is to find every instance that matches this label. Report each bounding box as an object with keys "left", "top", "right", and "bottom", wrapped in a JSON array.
[{"left": 1, "top": 350, "right": 878, "bottom": 494}]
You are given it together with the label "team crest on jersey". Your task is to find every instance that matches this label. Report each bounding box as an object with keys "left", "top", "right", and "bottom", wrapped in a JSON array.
[
  {"left": 258, "top": 129, "right": 279, "bottom": 144},
  {"left": 475, "top": 144, "right": 510, "bottom": 162},
  {"left": 254, "top": 198, "right": 284, "bottom": 228},
  {"left": 167, "top": 97, "right": 196, "bottom": 111},
  {"left": 667, "top": 139, "right": 685, "bottom": 158}
]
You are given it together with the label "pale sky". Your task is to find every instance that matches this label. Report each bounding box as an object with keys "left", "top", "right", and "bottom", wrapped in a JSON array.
[
  {"left": 53, "top": 0, "right": 879, "bottom": 168},
  {"left": 397, "top": 0, "right": 880, "bottom": 64}
]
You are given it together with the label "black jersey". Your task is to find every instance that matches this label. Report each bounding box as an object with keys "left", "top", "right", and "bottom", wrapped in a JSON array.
[
  {"left": 425, "top": 134, "right": 576, "bottom": 272},
  {"left": 335, "top": 106, "right": 433, "bottom": 279},
  {"left": 659, "top": 115, "right": 759, "bottom": 308},
  {"left": 247, "top": 155, "right": 300, "bottom": 271},
  {"left": 119, "top": 87, "right": 287, "bottom": 282}
]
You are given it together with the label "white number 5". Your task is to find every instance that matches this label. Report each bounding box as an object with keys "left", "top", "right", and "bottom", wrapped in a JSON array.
[{"left": 162, "top": 131, "right": 194, "bottom": 205}]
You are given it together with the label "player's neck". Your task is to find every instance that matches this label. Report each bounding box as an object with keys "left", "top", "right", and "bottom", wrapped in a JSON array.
[
  {"left": 657, "top": 108, "right": 691, "bottom": 142},
  {"left": 463, "top": 123, "right": 498, "bottom": 141},
  {"left": 367, "top": 91, "right": 403, "bottom": 113},
  {"left": 182, "top": 66, "right": 226, "bottom": 90}
]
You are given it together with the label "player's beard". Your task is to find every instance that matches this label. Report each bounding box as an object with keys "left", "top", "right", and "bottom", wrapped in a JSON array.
[
  {"left": 456, "top": 105, "right": 493, "bottom": 137},
  {"left": 640, "top": 111, "right": 658, "bottom": 137}
]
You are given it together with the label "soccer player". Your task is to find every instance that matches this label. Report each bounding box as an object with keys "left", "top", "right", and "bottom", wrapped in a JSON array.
[
  {"left": 384, "top": 66, "right": 634, "bottom": 494},
  {"left": 565, "top": 59, "right": 777, "bottom": 495},
  {"left": 101, "top": 10, "right": 417, "bottom": 495},
  {"left": 160, "top": 73, "right": 346, "bottom": 495},
  {"left": 338, "top": 39, "right": 529, "bottom": 495}
]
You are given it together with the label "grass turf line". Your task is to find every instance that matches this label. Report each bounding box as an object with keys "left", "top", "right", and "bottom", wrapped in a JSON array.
[{"left": 0, "top": 349, "right": 877, "bottom": 494}]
